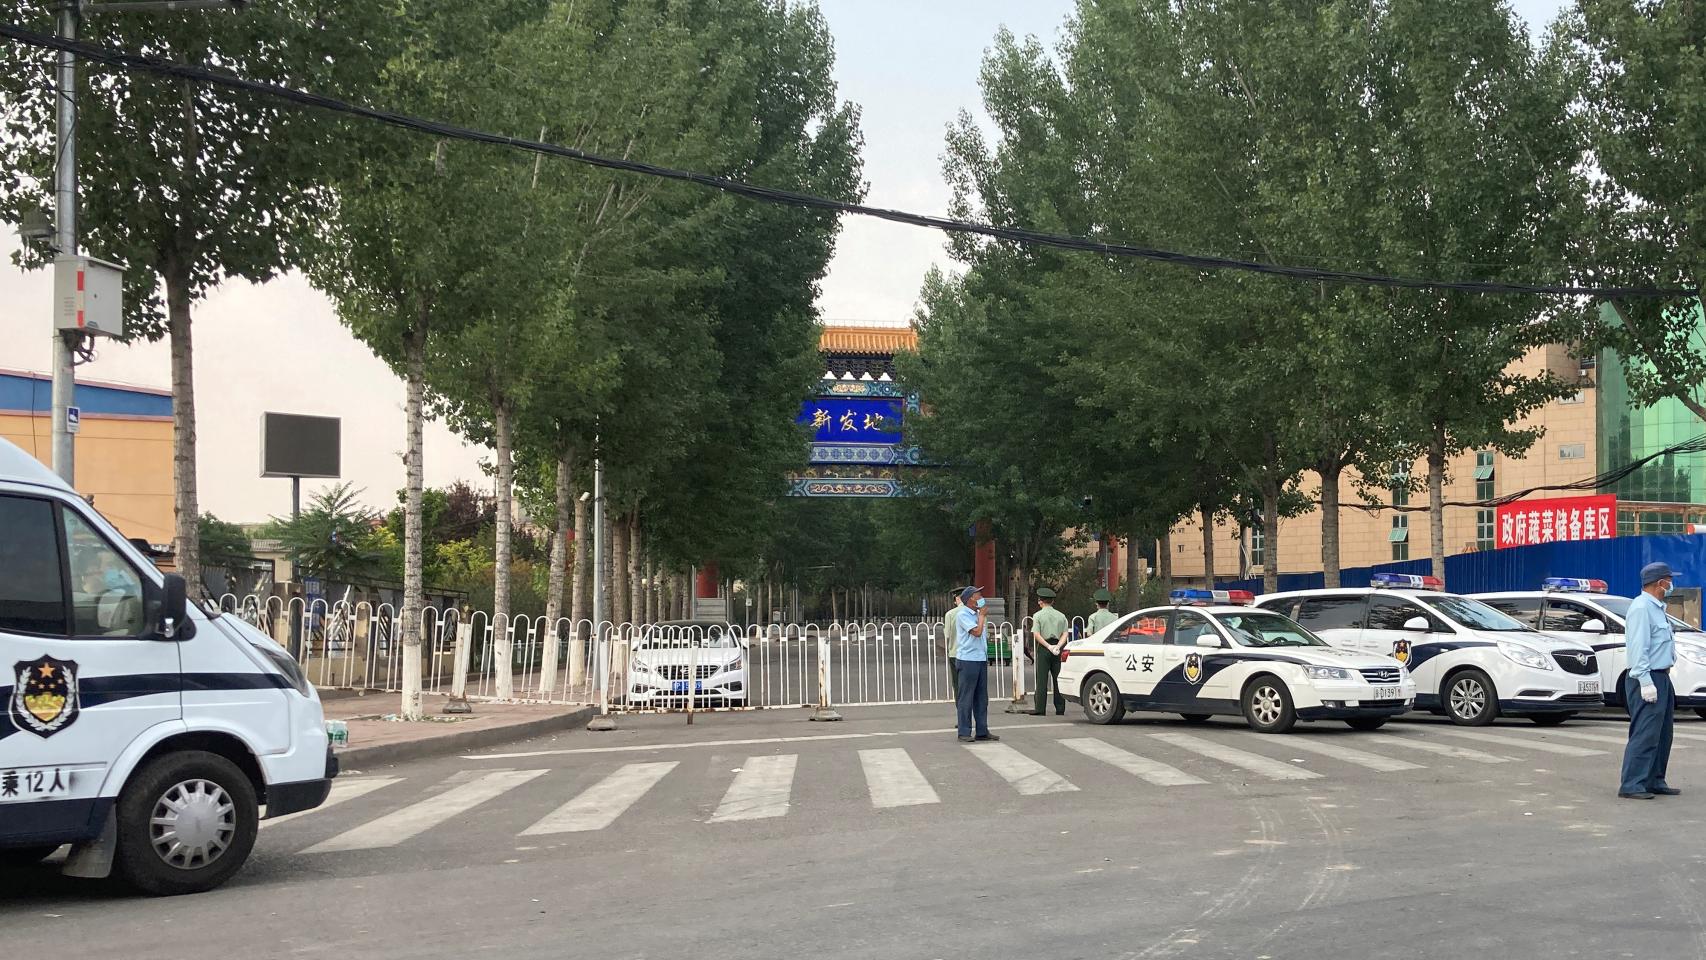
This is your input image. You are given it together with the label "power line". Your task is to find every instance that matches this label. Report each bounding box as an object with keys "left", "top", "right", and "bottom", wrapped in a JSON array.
[{"left": 2, "top": 21, "right": 1697, "bottom": 301}]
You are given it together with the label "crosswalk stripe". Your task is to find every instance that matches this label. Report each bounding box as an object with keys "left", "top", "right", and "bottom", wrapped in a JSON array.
[
  {"left": 709, "top": 755, "right": 798, "bottom": 822},
  {"left": 964, "top": 742, "right": 1077, "bottom": 795},
  {"left": 305, "top": 769, "right": 548, "bottom": 852},
  {"left": 264, "top": 777, "right": 401, "bottom": 828},
  {"left": 1424, "top": 728, "right": 1606, "bottom": 757},
  {"left": 1537, "top": 728, "right": 1677, "bottom": 748},
  {"left": 1279, "top": 736, "right": 1425, "bottom": 772},
  {"left": 1148, "top": 732, "right": 1322, "bottom": 781},
  {"left": 859, "top": 748, "right": 939, "bottom": 808},
  {"left": 521, "top": 762, "right": 677, "bottom": 835},
  {"left": 1669, "top": 730, "right": 1706, "bottom": 744},
  {"left": 1057, "top": 737, "right": 1206, "bottom": 786},
  {"left": 1359, "top": 734, "right": 1510, "bottom": 764}
]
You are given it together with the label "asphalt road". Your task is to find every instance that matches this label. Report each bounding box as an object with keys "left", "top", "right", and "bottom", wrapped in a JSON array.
[{"left": 6, "top": 704, "right": 1706, "bottom": 959}]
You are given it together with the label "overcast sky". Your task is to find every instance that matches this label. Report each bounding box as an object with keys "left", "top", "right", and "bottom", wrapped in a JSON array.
[{"left": 0, "top": 0, "right": 1567, "bottom": 523}]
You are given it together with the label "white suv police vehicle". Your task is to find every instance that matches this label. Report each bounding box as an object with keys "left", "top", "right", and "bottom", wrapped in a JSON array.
[
  {"left": 1258, "top": 574, "right": 1601, "bottom": 726},
  {"left": 1059, "top": 589, "right": 1416, "bottom": 734},
  {"left": 1474, "top": 578, "right": 1706, "bottom": 718},
  {"left": 0, "top": 438, "right": 334, "bottom": 895}
]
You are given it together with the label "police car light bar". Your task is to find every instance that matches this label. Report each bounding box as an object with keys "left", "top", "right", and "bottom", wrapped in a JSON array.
[
  {"left": 1542, "top": 577, "right": 1608, "bottom": 594},
  {"left": 1170, "top": 588, "right": 1254, "bottom": 606},
  {"left": 1369, "top": 573, "right": 1444, "bottom": 591}
]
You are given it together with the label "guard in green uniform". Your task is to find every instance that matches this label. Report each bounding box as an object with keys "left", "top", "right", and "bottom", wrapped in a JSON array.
[
  {"left": 1087, "top": 588, "right": 1118, "bottom": 636},
  {"left": 1030, "top": 587, "right": 1069, "bottom": 716}
]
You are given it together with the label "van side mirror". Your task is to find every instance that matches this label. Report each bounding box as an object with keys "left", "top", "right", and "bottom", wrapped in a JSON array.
[
  {"left": 1581, "top": 618, "right": 1606, "bottom": 634},
  {"left": 159, "top": 574, "right": 190, "bottom": 640},
  {"left": 1403, "top": 616, "right": 1430, "bottom": 632}
]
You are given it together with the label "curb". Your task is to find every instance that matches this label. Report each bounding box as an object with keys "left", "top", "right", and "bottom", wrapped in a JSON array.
[{"left": 336, "top": 705, "right": 593, "bottom": 769}]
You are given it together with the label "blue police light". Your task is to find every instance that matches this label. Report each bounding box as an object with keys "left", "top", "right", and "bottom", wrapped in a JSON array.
[
  {"left": 1542, "top": 577, "right": 1607, "bottom": 594},
  {"left": 1370, "top": 572, "right": 1444, "bottom": 591},
  {"left": 1170, "top": 588, "right": 1254, "bottom": 606}
]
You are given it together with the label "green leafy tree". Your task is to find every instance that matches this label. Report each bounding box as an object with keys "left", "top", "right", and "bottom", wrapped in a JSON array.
[
  {"left": 271, "top": 483, "right": 382, "bottom": 579},
  {"left": 197, "top": 513, "right": 252, "bottom": 568}
]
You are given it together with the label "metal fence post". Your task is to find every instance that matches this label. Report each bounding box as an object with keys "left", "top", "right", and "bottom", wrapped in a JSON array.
[
  {"left": 811, "top": 630, "right": 841, "bottom": 721},
  {"left": 588, "top": 622, "right": 617, "bottom": 730},
  {"left": 1006, "top": 621, "right": 1028, "bottom": 714},
  {"left": 445, "top": 620, "right": 473, "bottom": 714}
]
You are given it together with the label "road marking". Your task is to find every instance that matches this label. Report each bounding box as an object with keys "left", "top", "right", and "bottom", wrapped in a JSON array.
[
  {"left": 1148, "top": 732, "right": 1323, "bottom": 781},
  {"left": 964, "top": 742, "right": 1077, "bottom": 795},
  {"left": 521, "top": 762, "right": 678, "bottom": 835},
  {"left": 1425, "top": 728, "right": 1606, "bottom": 757},
  {"left": 467, "top": 721, "right": 1076, "bottom": 760},
  {"left": 263, "top": 777, "right": 401, "bottom": 828},
  {"left": 859, "top": 748, "right": 939, "bottom": 808},
  {"left": 1057, "top": 737, "right": 1206, "bottom": 786},
  {"left": 1359, "top": 734, "right": 1511, "bottom": 764},
  {"left": 1279, "top": 736, "right": 1425, "bottom": 773},
  {"left": 1538, "top": 728, "right": 1682, "bottom": 749},
  {"left": 305, "top": 769, "right": 548, "bottom": 853},
  {"left": 709, "top": 755, "right": 798, "bottom": 822}
]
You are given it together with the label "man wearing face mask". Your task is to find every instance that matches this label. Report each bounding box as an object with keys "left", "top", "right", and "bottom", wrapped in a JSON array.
[
  {"left": 1620, "top": 561, "right": 1681, "bottom": 800},
  {"left": 954, "top": 585, "right": 998, "bottom": 743}
]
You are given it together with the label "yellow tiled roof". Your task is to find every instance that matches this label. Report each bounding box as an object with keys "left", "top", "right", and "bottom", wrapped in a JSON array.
[{"left": 818, "top": 325, "right": 918, "bottom": 354}]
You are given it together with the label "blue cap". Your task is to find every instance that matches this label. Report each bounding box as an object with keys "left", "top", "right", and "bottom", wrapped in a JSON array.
[
  {"left": 1641, "top": 562, "right": 1674, "bottom": 586},
  {"left": 959, "top": 586, "right": 984, "bottom": 603}
]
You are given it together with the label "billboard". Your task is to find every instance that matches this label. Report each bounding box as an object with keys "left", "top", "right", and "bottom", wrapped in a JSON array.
[
  {"left": 1495, "top": 494, "right": 1616, "bottom": 549},
  {"left": 260, "top": 412, "right": 341, "bottom": 479},
  {"left": 795, "top": 396, "right": 902, "bottom": 444}
]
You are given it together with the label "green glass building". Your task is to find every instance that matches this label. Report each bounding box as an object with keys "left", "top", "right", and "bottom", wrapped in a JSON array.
[{"left": 1598, "top": 302, "right": 1706, "bottom": 535}]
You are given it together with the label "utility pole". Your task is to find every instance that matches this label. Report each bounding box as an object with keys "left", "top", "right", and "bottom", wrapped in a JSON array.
[
  {"left": 588, "top": 434, "right": 615, "bottom": 730},
  {"left": 51, "top": 0, "right": 81, "bottom": 485}
]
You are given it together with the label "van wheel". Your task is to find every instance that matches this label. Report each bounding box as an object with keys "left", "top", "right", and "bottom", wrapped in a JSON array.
[
  {"left": 1344, "top": 718, "right": 1387, "bottom": 731},
  {"left": 1242, "top": 677, "right": 1296, "bottom": 734},
  {"left": 1444, "top": 669, "right": 1499, "bottom": 726},
  {"left": 1082, "top": 673, "right": 1125, "bottom": 725},
  {"left": 1530, "top": 713, "right": 1574, "bottom": 726},
  {"left": 0, "top": 845, "right": 59, "bottom": 868},
  {"left": 114, "top": 751, "right": 258, "bottom": 896}
]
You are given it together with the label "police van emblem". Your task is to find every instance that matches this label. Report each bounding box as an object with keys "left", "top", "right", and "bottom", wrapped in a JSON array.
[
  {"left": 1183, "top": 652, "right": 1204, "bottom": 685},
  {"left": 11, "top": 656, "right": 79, "bottom": 738},
  {"left": 1392, "top": 639, "right": 1411, "bottom": 665}
]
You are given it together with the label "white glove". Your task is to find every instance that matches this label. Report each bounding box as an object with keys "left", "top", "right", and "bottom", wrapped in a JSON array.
[{"left": 1642, "top": 683, "right": 1659, "bottom": 704}]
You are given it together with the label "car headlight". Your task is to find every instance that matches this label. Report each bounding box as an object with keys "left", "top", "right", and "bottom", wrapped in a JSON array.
[
  {"left": 632, "top": 659, "right": 652, "bottom": 673},
  {"left": 1678, "top": 644, "right": 1706, "bottom": 666},
  {"left": 1305, "top": 665, "right": 1351, "bottom": 680},
  {"left": 1497, "top": 641, "right": 1552, "bottom": 670}
]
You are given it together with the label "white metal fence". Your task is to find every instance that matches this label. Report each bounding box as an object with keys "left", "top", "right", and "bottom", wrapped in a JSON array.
[{"left": 213, "top": 593, "right": 1093, "bottom": 715}]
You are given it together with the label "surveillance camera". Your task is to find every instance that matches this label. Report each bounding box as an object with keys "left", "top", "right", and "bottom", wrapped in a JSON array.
[{"left": 579, "top": 491, "right": 592, "bottom": 503}]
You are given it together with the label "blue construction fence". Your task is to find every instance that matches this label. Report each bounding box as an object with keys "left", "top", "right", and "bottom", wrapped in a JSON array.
[{"left": 1215, "top": 533, "right": 1706, "bottom": 599}]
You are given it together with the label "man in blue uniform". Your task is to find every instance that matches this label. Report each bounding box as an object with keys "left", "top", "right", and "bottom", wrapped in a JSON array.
[
  {"left": 1620, "top": 561, "right": 1681, "bottom": 799},
  {"left": 954, "top": 585, "right": 998, "bottom": 743}
]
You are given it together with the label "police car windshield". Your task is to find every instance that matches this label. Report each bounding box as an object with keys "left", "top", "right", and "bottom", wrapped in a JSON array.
[
  {"left": 1215, "top": 611, "right": 1326, "bottom": 648},
  {"left": 1427, "top": 596, "right": 1529, "bottom": 632},
  {"left": 1569, "top": 596, "right": 1697, "bottom": 633}
]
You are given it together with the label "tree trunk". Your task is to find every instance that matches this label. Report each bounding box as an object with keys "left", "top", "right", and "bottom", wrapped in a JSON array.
[
  {"left": 1200, "top": 506, "right": 1217, "bottom": 589},
  {"left": 1262, "top": 482, "right": 1281, "bottom": 596},
  {"left": 165, "top": 269, "right": 202, "bottom": 596},
  {"left": 1319, "top": 461, "right": 1343, "bottom": 588},
  {"left": 626, "top": 515, "right": 642, "bottom": 625},
  {"left": 1124, "top": 532, "right": 1144, "bottom": 610},
  {"left": 1158, "top": 529, "right": 1174, "bottom": 593},
  {"left": 492, "top": 399, "right": 514, "bottom": 699},
  {"left": 1429, "top": 427, "right": 1447, "bottom": 580},
  {"left": 610, "top": 515, "right": 629, "bottom": 626},
  {"left": 569, "top": 470, "right": 589, "bottom": 691},
  {"left": 540, "top": 450, "right": 572, "bottom": 695},
  {"left": 399, "top": 322, "right": 427, "bottom": 721}
]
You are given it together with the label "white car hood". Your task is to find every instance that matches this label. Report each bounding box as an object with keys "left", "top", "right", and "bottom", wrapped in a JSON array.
[
  {"left": 634, "top": 646, "right": 742, "bottom": 668},
  {"left": 1461, "top": 629, "right": 1590, "bottom": 654}
]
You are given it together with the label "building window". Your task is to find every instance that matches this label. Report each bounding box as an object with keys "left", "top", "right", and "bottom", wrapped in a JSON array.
[
  {"left": 1390, "top": 514, "right": 1409, "bottom": 561},
  {"left": 1559, "top": 442, "right": 1586, "bottom": 461},
  {"left": 1390, "top": 464, "right": 1410, "bottom": 507},
  {"left": 1474, "top": 452, "right": 1495, "bottom": 550},
  {"left": 1558, "top": 391, "right": 1584, "bottom": 405},
  {"left": 1249, "top": 525, "right": 1265, "bottom": 567}
]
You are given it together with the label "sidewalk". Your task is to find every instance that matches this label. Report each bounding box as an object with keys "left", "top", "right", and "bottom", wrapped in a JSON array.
[{"left": 319, "top": 690, "right": 592, "bottom": 769}]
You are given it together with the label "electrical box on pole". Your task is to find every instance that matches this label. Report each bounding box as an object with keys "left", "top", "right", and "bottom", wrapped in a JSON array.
[{"left": 53, "top": 255, "right": 125, "bottom": 337}]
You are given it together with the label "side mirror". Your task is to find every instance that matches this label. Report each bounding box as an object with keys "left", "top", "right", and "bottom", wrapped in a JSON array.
[
  {"left": 159, "top": 574, "right": 190, "bottom": 640},
  {"left": 1581, "top": 618, "right": 1606, "bottom": 634},
  {"left": 1195, "top": 635, "right": 1223, "bottom": 649},
  {"left": 1403, "top": 616, "right": 1430, "bottom": 632}
]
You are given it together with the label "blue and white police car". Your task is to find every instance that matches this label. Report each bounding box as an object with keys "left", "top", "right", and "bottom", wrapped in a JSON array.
[
  {"left": 1258, "top": 573, "right": 1602, "bottom": 726},
  {"left": 1474, "top": 578, "right": 1706, "bottom": 717},
  {"left": 0, "top": 438, "right": 334, "bottom": 894},
  {"left": 1058, "top": 589, "right": 1415, "bottom": 734}
]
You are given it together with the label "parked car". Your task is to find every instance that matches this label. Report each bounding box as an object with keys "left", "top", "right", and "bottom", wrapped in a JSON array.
[{"left": 625, "top": 620, "right": 747, "bottom": 707}]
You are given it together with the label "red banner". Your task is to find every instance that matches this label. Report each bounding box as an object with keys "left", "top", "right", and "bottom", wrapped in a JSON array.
[{"left": 1495, "top": 494, "right": 1617, "bottom": 549}]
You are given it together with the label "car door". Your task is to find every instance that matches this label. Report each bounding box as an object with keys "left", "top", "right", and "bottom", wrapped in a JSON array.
[
  {"left": 1290, "top": 595, "right": 1370, "bottom": 653},
  {"left": 1363, "top": 595, "right": 1447, "bottom": 667},
  {"left": 1153, "top": 610, "right": 1217, "bottom": 708},
  {"left": 1103, "top": 611, "right": 1170, "bottom": 708},
  {"left": 1541, "top": 597, "right": 1620, "bottom": 698},
  {"left": 0, "top": 490, "right": 180, "bottom": 833}
]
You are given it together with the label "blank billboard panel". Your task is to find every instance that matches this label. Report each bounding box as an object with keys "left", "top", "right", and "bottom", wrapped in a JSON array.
[{"left": 260, "top": 412, "right": 341, "bottom": 478}]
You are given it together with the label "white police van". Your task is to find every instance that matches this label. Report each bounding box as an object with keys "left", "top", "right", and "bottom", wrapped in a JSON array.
[
  {"left": 1258, "top": 573, "right": 1602, "bottom": 726},
  {"left": 0, "top": 438, "right": 334, "bottom": 894},
  {"left": 1058, "top": 588, "right": 1415, "bottom": 733},
  {"left": 1474, "top": 578, "right": 1706, "bottom": 718}
]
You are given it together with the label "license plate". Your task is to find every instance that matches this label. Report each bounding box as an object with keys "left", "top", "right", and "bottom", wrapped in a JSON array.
[
  {"left": 672, "top": 681, "right": 703, "bottom": 693},
  {"left": 1371, "top": 685, "right": 1402, "bottom": 701},
  {"left": 0, "top": 766, "right": 71, "bottom": 803},
  {"left": 1578, "top": 680, "right": 1601, "bottom": 695}
]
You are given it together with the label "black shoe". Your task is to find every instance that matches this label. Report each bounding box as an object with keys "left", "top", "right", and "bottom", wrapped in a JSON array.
[
  {"left": 1653, "top": 786, "right": 1683, "bottom": 796},
  {"left": 975, "top": 733, "right": 1000, "bottom": 742},
  {"left": 957, "top": 735, "right": 975, "bottom": 743},
  {"left": 1619, "top": 791, "right": 1656, "bottom": 799},
  {"left": 1026, "top": 710, "right": 1046, "bottom": 716}
]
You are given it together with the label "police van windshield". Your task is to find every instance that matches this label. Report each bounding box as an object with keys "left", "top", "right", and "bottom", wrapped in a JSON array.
[
  {"left": 1216, "top": 611, "right": 1327, "bottom": 648},
  {"left": 1427, "top": 596, "right": 1530, "bottom": 632}
]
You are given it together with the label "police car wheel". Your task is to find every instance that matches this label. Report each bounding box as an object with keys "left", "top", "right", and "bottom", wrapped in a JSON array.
[
  {"left": 1344, "top": 718, "right": 1387, "bottom": 731},
  {"left": 1444, "top": 669, "right": 1498, "bottom": 726},
  {"left": 1180, "top": 713, "right": 1212, "bottom": 723},
  {"left": 0, "top": 845, "right": 59, "bottom": 868},
  {"left": 1241, "top": 677, "right": 1296, "bottom": 734},
  {"left": 1082, "top": 674, "right": 1125, "bottom": 725},
  {"left": 1529, "top": 713, "right": 1573, "bottom": 726},
  {"left": 114, "top": 750, "right": 259, "bottom": 896}
]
